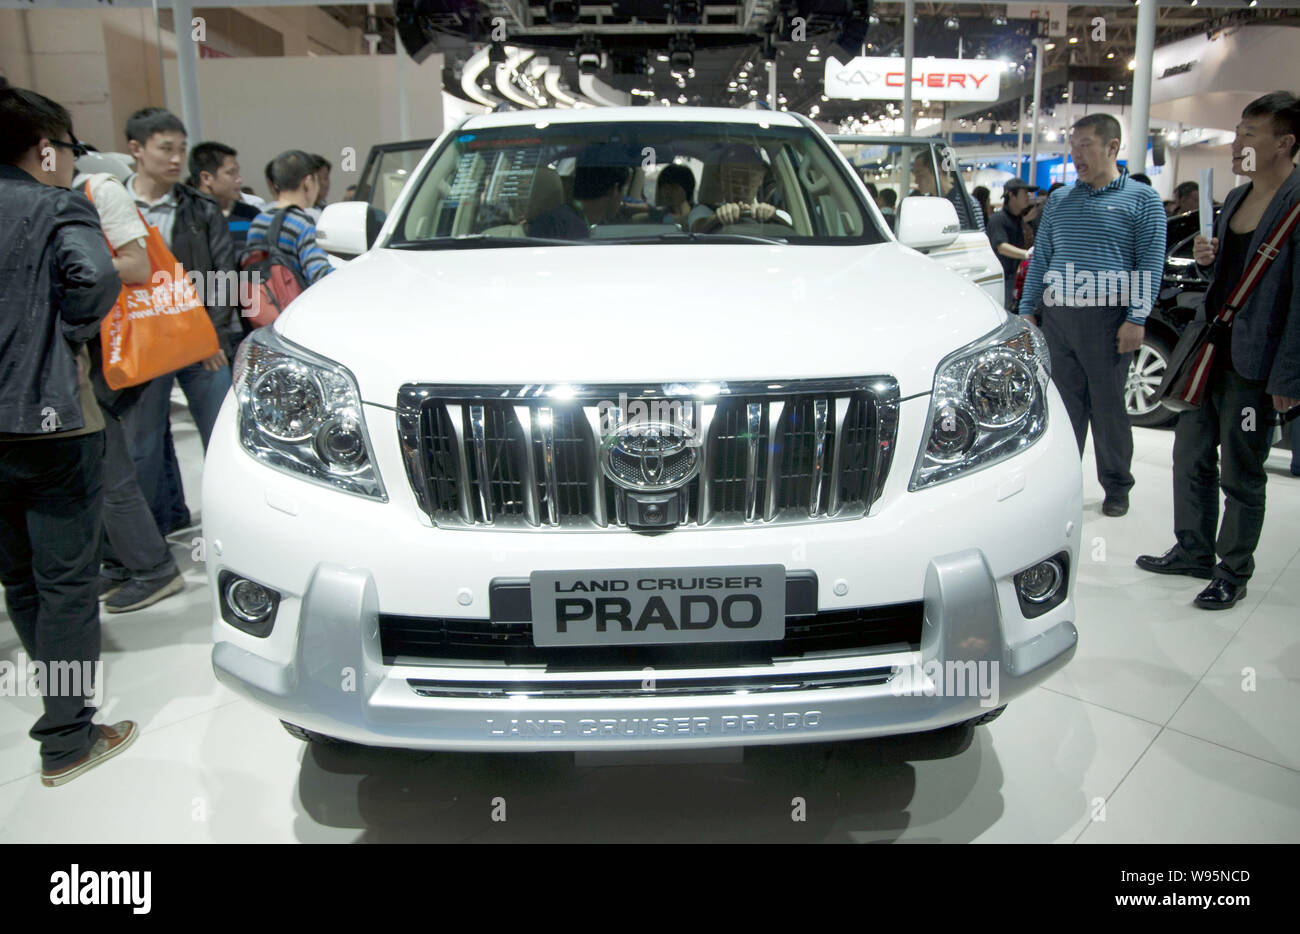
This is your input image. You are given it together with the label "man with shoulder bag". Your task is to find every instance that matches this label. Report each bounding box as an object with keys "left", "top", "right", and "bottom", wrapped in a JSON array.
[
  {"left": 1137, "top": 92, "right": 1300, "bottom": 609},
  {"left": 0, "top": 88, "right": 139, "bottom": 785}
]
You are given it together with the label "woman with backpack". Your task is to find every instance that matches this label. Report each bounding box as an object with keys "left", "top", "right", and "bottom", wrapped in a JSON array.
[{"left": 238, "top": 150, "right": 334, "bottom": 337}]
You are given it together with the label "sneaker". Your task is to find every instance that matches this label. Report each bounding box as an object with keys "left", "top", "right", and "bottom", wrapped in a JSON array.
[
  {"left": 98, "top": 574, "right": 128, "bottom": 602},
  {"left": 1102, "top": 496, "right": 1129, "bottom": 517},
  {"left": 41, "top": 721, "right": 138, "bottom": 787},
  {"left": 103, "top": 572, "right": 184, "bottom": 614}
]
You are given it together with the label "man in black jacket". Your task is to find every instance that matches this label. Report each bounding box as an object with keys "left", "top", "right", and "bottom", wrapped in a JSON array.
[
  {"left": 120, "top": 107, "right": 238, "bottom": 534},
  {"left": 0, "top": 87, "right": 139, "bottom": 785},
  {"left": 1137, "top": 92, "right": 1300, "bottom": 609}
]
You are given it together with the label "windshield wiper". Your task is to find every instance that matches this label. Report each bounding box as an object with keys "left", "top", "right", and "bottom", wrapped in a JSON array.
[
  {"left": 388, "top": 234, "right": 581, "bottom": 249},
  {"left": 598, "top": 231, "right": 790, "bottom": 246}
]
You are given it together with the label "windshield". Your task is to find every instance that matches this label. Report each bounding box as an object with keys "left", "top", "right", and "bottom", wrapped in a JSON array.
[{"left": 389, "top": 120, "right": 884, "bottom": 248}]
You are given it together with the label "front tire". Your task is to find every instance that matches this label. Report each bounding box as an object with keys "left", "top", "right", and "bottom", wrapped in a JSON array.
[
  {"left": 1127, "top": 335, "right": 1177, "bottom": 428},
  {"left": 281, "top": 720, "right": 346, "bottom": 745},
  {"left": 964, "top": 705, "right": 1007, "bottom": 727}
]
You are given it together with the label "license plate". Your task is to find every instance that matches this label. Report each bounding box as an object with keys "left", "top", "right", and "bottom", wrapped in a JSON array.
[{"left": 529, "top": 565, "right": 786, "bottom": 647}]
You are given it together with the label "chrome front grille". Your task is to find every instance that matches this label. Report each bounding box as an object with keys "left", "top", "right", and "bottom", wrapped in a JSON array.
[{"left": 396, "top": 379, "right": 899, "bottom": 530}]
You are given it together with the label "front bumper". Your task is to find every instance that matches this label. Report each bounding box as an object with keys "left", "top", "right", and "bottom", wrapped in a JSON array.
[
  {"left": 212, "top": 552, "right": 1076, "bottom": 750},
  {"left": 205, "top": 387, "right": 1082, "bottom": 751}
]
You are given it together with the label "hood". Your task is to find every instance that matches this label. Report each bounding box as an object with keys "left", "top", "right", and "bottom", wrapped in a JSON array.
[{"left": 274, "top": 242, "right": 1005, "bottom": 403}]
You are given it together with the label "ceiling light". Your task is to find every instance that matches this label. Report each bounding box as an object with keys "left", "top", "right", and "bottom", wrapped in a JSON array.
[
  {"left": 944, "top": 16, "right": 960, "bottom": 29},
  {"left": 677, "top": 94, "right": 687, "bottom": 103},
  {"left": 1045, "top": 41, "right": 1056, "bottom": 51},
  {"left": 656, "top": 54, "right": 669, "bottom": 62},
  {"left": 993, "top": 14, "right": 1007, "bottom": 26},
  {"left": 1128, "top": 59, "right": 1136, "bottom": 70},
  {"left": 749, "top": 89, "right": 758, "bottom": 97},
  {"left": 1068, "top": 37, "right": 1078, "bottom": 44}
]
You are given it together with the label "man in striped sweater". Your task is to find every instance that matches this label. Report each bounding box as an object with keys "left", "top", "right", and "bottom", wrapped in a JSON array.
[
  {"left": 1019, "top": 113, "right": 1168, "bottom": 518},
  {"left": 244, "top": 149, "right": 335, "bottom": 296}
]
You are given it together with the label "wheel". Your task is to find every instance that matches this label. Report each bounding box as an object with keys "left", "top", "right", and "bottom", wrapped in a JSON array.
[
  {"left": 964, "top": 705, "right": 1007, "bottom": 728},
  {"left": 1126, "top": 334, "right": 1177, "bottom": 428},
  {"left": 281, "top": 720, "right": 345, "bottom": 745}
]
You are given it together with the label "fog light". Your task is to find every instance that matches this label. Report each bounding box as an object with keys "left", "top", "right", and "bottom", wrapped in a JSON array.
[
  {"left": 1018, "top": 559, "right": 1063, "bottom": 604},
  {"left": 226, "top": 578, "right": 274, "bottom": 623}
]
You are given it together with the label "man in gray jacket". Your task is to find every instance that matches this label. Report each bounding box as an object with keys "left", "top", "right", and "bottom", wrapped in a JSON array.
[
  {"left": 0, "top": 87, "right": 138, "bottom": 785},
  {"left": 1137, "top": 92, "right": 1300, "bottom": 609}
]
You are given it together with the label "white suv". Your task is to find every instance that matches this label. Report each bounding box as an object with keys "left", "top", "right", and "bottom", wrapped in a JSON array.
[{"left": 204, "top": 107, "right": 1082, "bottom": 751}]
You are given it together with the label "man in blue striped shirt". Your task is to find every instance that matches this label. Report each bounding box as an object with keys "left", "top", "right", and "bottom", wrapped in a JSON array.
[{"left": 1019, "top": 114, "right": 1168, "bottom": 517}]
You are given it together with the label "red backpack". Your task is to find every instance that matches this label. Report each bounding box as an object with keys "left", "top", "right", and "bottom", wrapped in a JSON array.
[{"left": 238, "top": 209, "right": 308, "bottom": 328}]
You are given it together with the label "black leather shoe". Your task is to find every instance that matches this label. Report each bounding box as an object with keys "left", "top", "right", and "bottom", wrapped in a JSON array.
[
  {"left": 1194, "top": 578, "right": 1247, "bottom": 610},
  {"left": 1102, "top": 496, "right": 1129, "bottom": 517},
  {"left": 1135, "top": 547, "right": 1214, "bottom": 580}
]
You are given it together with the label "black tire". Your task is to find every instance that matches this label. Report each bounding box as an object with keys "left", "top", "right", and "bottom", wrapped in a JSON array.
[
  {"left": 281, "top": 720, "right": 345, "bottom": 745},
  {"left": 1127, "top": 334, "right": 1178, "bottom": 428},
  {"left": 964, "top": 705, "right": 1007, "bottom": 728}
]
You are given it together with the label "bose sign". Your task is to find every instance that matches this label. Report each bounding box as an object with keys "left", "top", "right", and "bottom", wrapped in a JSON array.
[{"left": 824, "top": 56, "right": 1002, "bottom": 103}]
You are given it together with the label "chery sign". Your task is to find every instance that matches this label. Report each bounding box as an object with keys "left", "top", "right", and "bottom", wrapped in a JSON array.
[{"left": 824, "top": 56, "right": 1002, "bottom": 102}]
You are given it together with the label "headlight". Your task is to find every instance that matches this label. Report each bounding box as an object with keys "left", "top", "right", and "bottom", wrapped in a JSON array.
[
  {"left": 232, "top": 327, "right": 386, "bottom": 500},
  {"left": 911, "top": 314, "right": 1050, "bottom": 490}
]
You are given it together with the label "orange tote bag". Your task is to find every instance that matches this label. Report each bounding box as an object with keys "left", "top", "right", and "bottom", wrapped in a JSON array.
[{"left": 84, "top": 180, "right": 220, "bottom": 390}]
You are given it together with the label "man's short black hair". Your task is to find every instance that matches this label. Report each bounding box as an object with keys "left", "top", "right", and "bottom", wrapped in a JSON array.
[
  {"left": 1174, "top": 180, "right": 1199, "bottom": 200},
  {"left": 880, "top": 188, "right": 897, "bottom": 208},
  {"left": 1129, "top": 172, "right": 1152, "bottom": 185},
  {"left": 125, "top": 106, "right": 186, "bottom": 145},
  {"left": 0, "top": 86, "right": 74, "bottom": 165},
  {"left": 266, "top": 150, "right": 317, "bottom": 194},
  {"left": 189, "top": 141, "right": 237, "bottom": 184},
  {"left": 657, "top": 163, "right": 695, "bottom": 203},
  {"left": 310, "top": 153, "right": 331, "bottom": 172},
  {"left": 1242, "top": 91, "right": 1300, "bottom": 157},
  {"left": 574, "top": 164, "right": 629, "bottom": 200},
  {"left": 1072, "top": 112, "right": 1123, "bottom": 147}
]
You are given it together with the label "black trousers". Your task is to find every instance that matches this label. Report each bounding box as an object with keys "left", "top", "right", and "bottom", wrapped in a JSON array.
[
  {"left": 0, "top": 432, "right": 104, "bottom": 768},
  {"left": 1172, "top": 363, "right": 1274, "bottom": 585},
  {"left": 101, "top": 411, "right": 178, "bottom": 583},
  {"left": 1041, "top": 305, "right": 1135, "bottom": 498}
]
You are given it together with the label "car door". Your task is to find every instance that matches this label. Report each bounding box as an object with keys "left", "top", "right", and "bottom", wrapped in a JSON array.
[{"left": 834, "top": 136, "right": 1004, "bottom": 305}]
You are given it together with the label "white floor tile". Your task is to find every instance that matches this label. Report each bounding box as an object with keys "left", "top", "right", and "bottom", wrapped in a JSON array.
[{"left": 1076, "top": 729, "right": 1300, "bottom": 843}]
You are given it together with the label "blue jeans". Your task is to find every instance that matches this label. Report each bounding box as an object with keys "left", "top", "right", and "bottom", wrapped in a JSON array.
[{"left": 123, "top": 362, "right": 231, "bottom": 534}]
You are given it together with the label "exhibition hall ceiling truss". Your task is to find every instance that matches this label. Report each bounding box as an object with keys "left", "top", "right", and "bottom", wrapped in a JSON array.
[{"left": 318, "top": 2, "right": 1300, "bottom": 117}]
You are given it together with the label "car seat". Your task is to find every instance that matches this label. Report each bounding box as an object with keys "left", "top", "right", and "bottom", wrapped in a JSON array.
[{"left": 480, "top": 166, "right": 564, "bottom": 237}]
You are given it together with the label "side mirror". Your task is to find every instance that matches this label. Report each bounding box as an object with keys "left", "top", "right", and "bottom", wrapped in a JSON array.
[
  {"left": 896, "top": 196, "right": 961, "bottom": 251},
  {"left": 316, "top": 201, "right": 372, "bottom": 257}
]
